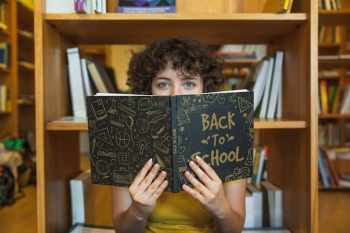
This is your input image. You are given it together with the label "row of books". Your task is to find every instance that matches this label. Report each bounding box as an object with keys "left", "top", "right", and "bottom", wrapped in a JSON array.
[
  {"left": 46, "top": 0, "right": 176, "bottom": 14},
  {"left": 243, "top": 52, "right": 284, "bottom": 119},
  {"left": 0, "top": 43, "right": 11, "bottom": 69},
  {"left": 0, "top": 84, "right": 10, "bottom": 112},
  {"left": 318, "top": 147, "right": 350, "bottom": 188},
  {"left": 318, "top": 82, "right": 350, "bottom": 114},
  {"left": 318, "top": 123, "right": 340, "bottom": 147},
  {"left": 218, "top": 44, "right": 267, "bottom": 60},
  {"left": 318, "top": 0, "right": 342, "bottom": 10},
  {"left": 248, "top": 146, "right": 268, "bottom": 187},
  {"left": 66, "top": 47, "right": 121, "bottom": 118},
  {"left": 318, "top": 26, "right": 341, "bottom": 44}
]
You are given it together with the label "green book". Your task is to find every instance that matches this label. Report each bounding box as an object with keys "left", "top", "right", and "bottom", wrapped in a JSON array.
[{"left": 86, "top": 90, "right": 254, "bottom": 193}]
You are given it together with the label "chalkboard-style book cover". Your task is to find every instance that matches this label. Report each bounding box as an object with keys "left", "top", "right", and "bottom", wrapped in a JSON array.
[
  {"left": 87, "top": 90, "right": 254, "bottom": 192},
  {"left": 118, "top": 0, "right": 176, "bottom": 13}
]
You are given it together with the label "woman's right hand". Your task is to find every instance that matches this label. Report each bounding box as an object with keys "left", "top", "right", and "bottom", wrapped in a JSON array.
[{"left": 128, "top": 159, "right": 168, "bottom": 219}]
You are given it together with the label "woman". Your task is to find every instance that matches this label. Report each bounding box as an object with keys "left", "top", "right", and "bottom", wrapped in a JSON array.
[{"left": 111, "top": 37, "right": 246, "bottom": 233}]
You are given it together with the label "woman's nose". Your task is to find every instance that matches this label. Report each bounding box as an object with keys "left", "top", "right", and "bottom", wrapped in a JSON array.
[{"left": 170, "top": 87, "right": 183, "bottom": 96}]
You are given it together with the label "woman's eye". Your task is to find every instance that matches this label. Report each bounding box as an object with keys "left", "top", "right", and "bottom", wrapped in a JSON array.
[
  {"left": 185, "top": 82, "right": 195, "bottom": 88},
  {"left": 158, "top": 83, "right": 169, "bottom": 88}
]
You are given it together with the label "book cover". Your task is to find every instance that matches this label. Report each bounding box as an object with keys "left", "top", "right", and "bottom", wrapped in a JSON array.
[
  {"left": 118, "top": 0, "right": 176, "bottom": 13},
  {"left": 87, "top": 90, "right": 254, "bottom": 193}
]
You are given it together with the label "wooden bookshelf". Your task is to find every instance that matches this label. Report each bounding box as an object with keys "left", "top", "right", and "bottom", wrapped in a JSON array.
[
  {"left": 0, "top": 0, "right": 18, "bottom": 139},
  {"left": 318, "top": 0, "right": 350, "bottom": 190},
  {"left": 35, "top": 0, "right": 318, "bottom": 232},
  {"left": 17, "top": 1, "right": 35, "bottom": 135}
]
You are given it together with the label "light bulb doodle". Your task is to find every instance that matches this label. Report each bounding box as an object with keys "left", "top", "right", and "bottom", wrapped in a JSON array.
[{"left": 139, "top": 140, "right": 147, "bottom": 155}]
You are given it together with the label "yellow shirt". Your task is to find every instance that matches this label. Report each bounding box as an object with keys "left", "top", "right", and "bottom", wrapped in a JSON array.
[{"left": 144, "top": 191, "right": 215, "bottom": 233}]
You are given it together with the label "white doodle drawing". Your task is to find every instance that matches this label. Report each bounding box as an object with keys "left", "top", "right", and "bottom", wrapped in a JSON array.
[
  {"left": 96, "top": 160, "right": 110, "bottom": 179},
  {"left": 115, "top": 131, "right": 131, "bottom": 148},
  {"left": 118, "top": 103, "right": 136, "bottom": 116},
  {"left": 136, "top": 118, "right": 150, "bottom": 133},
  {"left": 138, "top": 140, "right": 147, "bottom": 155},
  {"left": 113, "top": 168, "right": 133, "bottom": 184},
  {"left": 97, "top": 148, "right": 116, "bottom": 158},
  {"left": 108, "top": 99, "right": 118, "bottom": 115},
  {"left": 93, "top": 127, "right": 114, "bottom": 145},
  {"left": 138, "top": 98, "right": 153, "bottom": 110},
  {"left": 117, "top": 152, "right": 131, "bottom": 165},
  {"left": 153, "top": 140, "right": 169, "bottom": 154},
  {"left": 91, "top": 99, "right": 108, "bottom": 121}
]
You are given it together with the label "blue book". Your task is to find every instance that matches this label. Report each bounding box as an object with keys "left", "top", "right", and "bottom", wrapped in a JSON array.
[{"left": 118, "top": 0, "right": 176, "bottom": 13}]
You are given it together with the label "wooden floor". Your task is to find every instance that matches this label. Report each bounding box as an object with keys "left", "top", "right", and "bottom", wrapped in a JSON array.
[{"left": 1, "top": 153, "right": 350, "bottom": 232}]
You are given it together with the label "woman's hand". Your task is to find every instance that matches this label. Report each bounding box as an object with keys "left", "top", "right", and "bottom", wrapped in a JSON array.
[
  {"left": 128, "top": 159, "right": 168, "bottom": 219},
  {"left": 182, "top": 156, "right": 230, "bottom": 218}
]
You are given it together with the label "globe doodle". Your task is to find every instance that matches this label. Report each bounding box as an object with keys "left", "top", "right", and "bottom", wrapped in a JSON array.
[
  {"left": 96, "top": 160, "right": 110, "bottom": 179},
  {"left": 115, "top": 131, "right": 131, "bottom": 147}
]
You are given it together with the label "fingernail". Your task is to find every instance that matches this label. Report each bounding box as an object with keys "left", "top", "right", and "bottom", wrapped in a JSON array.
[
  {"left": 189, "top": 161, "right": 195, "bottom": 166},
  {"left": 195, "top": 156, "right": 200, "bottom": 161},
  {"left": 149, "top": 158, "right": 153, "bottom": 163},
  {"left": 155, "top": 163, "right": 159, "bottom": 168}
]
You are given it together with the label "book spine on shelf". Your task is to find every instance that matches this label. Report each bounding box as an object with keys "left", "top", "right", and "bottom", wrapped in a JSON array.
[{"left": 171, "top": 96, "right": 178, "bottom": 193}]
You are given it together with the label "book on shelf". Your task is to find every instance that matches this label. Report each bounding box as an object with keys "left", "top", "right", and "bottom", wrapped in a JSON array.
[
  {"left": 259, "top": 57, "right": 275, "bottom": 118},
  {"left": 339, "top": 173, "right": 350, "bottom": 188},
  {"left": 319, "top": 80, "right": 329, "bottom": 114},
  {"left": 339, "top": 54, "right": 350, "bottom": 60},
  {"left": 252, "top": 59, "right": 270, "bottom": 112},
  {"left": 262, "top": 0, "right": 294, "bottom": 13},
  {"left": 246, "top": 184, "right": 263, "bottom": 228},
  {"left": 245, "top": 190, "right": 255, "bottom": 228},
  {"left": 319, "top": 148, "right": 340, "bottom": 187},
  {"left": 87, "top": 90, "right": 254, "bottom": 193},
  {"left": 70, "top": 170, "right": 95, "bottom": 225},
  {"left": 266, "top": 51, "right": 284, "bottom": 119},
  {"left": 118, "top": 0, "right": 176, "bottom": 13},
  {"left": 67, "top": 47, "right": 87, "bottom": 117},
  {"left": 0, "top": 84, "right": 8, "bottom": 112},
  {"left": 318, "top": 147, "right": 334, "bottom": 187},
  {"left": 0, "top": 43, "right": 10, "bottom": 68},
  {"left": 261, "top": 181, "right": 283, "bottom": 228},
  {"left": 251, "top": 147, "right": 267, "bottom": 186}
]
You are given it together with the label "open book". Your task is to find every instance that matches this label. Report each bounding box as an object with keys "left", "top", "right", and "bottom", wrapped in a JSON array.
[{"left": 86, "top": 90, "right": 254, "bottom": 192}]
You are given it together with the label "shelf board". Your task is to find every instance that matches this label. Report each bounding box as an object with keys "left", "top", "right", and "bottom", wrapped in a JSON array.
[
  {"left": 319, "top": 10, "right": 350, "bottom": 26},
  {"left": 46, "top": 118, "right": 307, "bottom": 131},
  {"left": 319, "top": 186, "right": 350, "bottom": 191},
  {"left": 0, "top": 67, "right": 10, "bottom": 73},
  {"left": 44, "top": 13, "right": 307, "bottom": 44},
  {"left": 18, "top": 61, "right": 35, "bottom": 72},
  {"left": 318, "top": 43, "right": 341, "bottom": 48},
  {"left": 0, "top": 111, "right": 11, "bottom": 115},
  {"left": 319, "top": 114, "right": 350, "bottom": 119},
  {"left": 319, "top": 59, "right": 350, "bottom": 68},
  {"left": 17, "top": 99, "right": 35, "bottom": 106},
  {"left": 224, "top": 59, "right": 258, "bottom": 68},
  {"left": 318, "top": 74, "right": 341, "bottom": 79}
]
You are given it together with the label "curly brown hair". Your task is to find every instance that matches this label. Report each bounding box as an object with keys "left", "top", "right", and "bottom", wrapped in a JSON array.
[{"left": 126, "top": 37, "right": 224, "bottom": 94}]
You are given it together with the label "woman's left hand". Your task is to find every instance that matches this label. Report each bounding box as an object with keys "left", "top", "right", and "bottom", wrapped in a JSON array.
[{"left": 182, "top": 156, "right": 230, "bottom": 218}]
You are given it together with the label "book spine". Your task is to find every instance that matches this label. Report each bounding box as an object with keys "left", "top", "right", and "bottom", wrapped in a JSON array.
[{"left": 171, "top": 96, "right": 179, "bottom": 193}]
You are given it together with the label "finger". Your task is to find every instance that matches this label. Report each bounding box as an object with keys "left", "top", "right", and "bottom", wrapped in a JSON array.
[
  {"left": 184, "top": 170, "right": 208, "bottom": 195},
  {"left": 150, "top": 177, "right": 169, "bottom": 200},
  {"left": 195, "top": 156, "right": 220, "bottom": 181},
  {"left": 188, "top": 160, "right": 212, "bottom": 186},
  {"left": 131, "top": 158, "right": 153, "bottom": 187},
  {"left": 182, "top": 184, "right": 204, "bottom": 202},
  {"left": 145, "top": 171, "right": 167, "bottom": 195},
  {"left": 138, "top": 163, "right": 161, "bottom": 193}
]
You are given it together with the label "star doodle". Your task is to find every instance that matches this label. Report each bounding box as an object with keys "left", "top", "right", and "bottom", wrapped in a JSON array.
[{"left": 179, "top": 126, "right": 185, "bottom": 132}]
